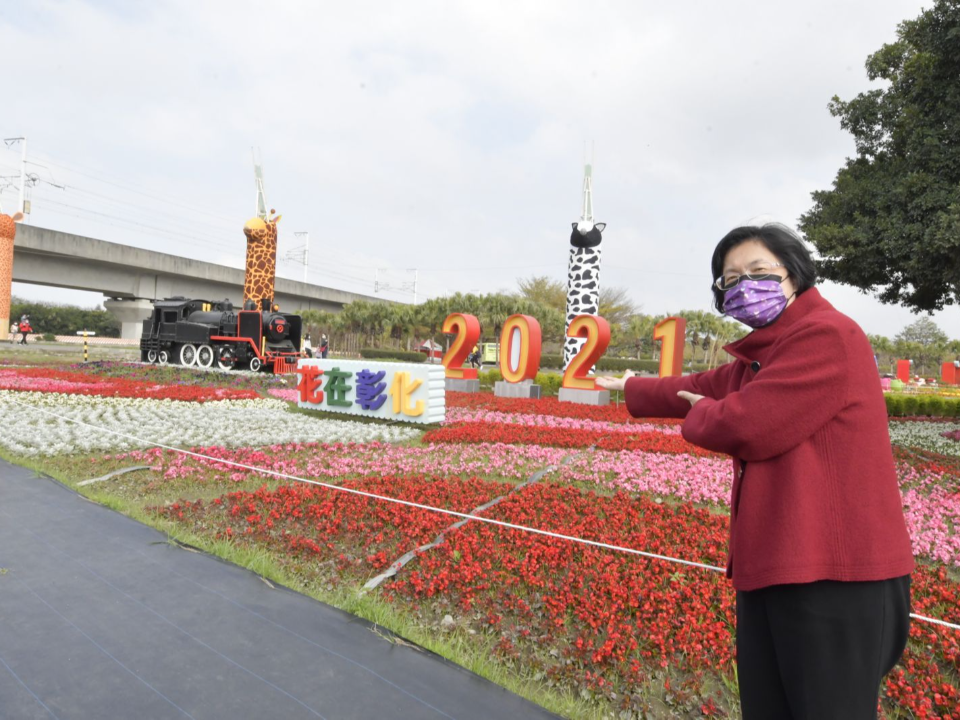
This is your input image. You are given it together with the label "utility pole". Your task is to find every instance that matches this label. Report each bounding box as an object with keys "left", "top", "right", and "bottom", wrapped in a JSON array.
[
  {"left": 374, "top": 268, "right": 417, "bottom": 304},
  {"left": 252, "top": 148, "right": 267, "bottom": 219},
  {"left": 17, "top": 138, "right": 26, "bottom": 219},
  {"left": 2, "top": 137, "right": 27, "bottom": 221},
  {"left": 292, "top": 231, "right": 309, "bottom": 284}
]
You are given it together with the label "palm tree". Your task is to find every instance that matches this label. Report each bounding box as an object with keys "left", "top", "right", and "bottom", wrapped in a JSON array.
[
  {"left": 705, "top": 316, "right": 747, "bottom": 369},
  {"left": 626, "top": 314, "right": 659, "bottom": 359}
]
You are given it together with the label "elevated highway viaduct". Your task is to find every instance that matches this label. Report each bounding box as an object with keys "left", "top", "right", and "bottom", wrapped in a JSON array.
[{"left": 12, "top": 225, "right": 388, "bottom": 338}]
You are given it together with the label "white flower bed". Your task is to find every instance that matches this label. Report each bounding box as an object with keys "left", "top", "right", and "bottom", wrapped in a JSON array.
[
  {"left": 0, "top": 391, "right": 420, "bottom": 456},
  {"left": 888, "top": 420, "right": 960, "bottom": 456}
]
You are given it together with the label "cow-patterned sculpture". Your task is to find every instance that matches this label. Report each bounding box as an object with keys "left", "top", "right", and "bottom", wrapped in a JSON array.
[{"left": 563, "top": 166, "right": 605, "bottom": 369}]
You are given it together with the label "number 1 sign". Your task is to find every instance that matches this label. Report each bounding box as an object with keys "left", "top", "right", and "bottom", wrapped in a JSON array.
[{"left": 654, "top": 317, "right": 686, "bottom": 379}]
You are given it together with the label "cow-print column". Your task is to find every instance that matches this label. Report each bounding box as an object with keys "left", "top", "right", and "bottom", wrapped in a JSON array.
[{"left": 564, "top": 223, "right": 605, "bottom": 369}]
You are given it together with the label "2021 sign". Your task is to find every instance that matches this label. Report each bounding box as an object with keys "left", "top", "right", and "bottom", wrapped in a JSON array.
[{"left": 441, "top": 312, "right": 687, "bottom": 399}]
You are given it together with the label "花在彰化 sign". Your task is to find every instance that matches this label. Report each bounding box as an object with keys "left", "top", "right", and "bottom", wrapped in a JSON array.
[{"left": 296, "top": 359, "right": 445, "bottom": 424}]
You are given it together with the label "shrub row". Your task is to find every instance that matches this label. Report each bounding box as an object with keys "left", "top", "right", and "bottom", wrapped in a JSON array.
[
  {"left": 535, "top": 355, "right": 712, "bottom": 374},
  {"left": 476, "top": 369, "right": 564, "bottom": 396},
  {"left": 358, "top": 348, "right": 427, "bottom": 363},
  {"left": 885, "top": 393, "right": 960, "bottom": 418}
]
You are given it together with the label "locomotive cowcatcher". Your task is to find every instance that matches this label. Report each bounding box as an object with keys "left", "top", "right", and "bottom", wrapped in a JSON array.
[{"left": 140, "top": 297, "right": 302, "bottom": 373}]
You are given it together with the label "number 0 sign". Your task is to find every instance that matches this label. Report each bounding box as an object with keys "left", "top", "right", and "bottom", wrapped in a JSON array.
[{"left": 499, "top": 314, "right": 542, "bottom": 383}]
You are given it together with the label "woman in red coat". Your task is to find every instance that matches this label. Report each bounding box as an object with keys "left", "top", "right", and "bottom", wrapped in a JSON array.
[{"left": 598, "top": 224, "right": 913, "bottom": 719}]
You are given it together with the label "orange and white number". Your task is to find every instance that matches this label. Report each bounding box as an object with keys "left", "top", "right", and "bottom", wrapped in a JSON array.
[
  {"left": 654, "top": 317, "right": 686, "bottom": 378},
  {"left": 441, "top": 313, "right": 481, "bottom": 380},
  {"left": 499, "top": 314, "right": 542, "bottom": 383},
  {"left": 561, "top": 315, "right": 612, "bottom": 390}
]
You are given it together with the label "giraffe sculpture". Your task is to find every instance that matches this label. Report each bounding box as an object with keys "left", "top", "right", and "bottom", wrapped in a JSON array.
[
  {"left": 0, "top": 211, "right": 24, "bottom": 341},
  {"left": 243, "top": 208, "right": 281, "bottom": 309},
  {"left": 563, "top": 164, "right": 606, "bottom": 369}
]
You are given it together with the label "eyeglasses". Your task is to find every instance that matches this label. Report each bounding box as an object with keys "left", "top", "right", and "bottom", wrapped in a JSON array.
[{"left": 714, "top": 262, "right": 785, "bottom": 291}]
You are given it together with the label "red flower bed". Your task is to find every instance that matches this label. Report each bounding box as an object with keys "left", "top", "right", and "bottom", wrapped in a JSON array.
[
  {"left": 886, "top": 565, "right": 960, "bottom": 719},
  {"left": 447, "top": 391, "right": 682, "bottom": 426},
  {"left": 154, "top": 475, "right": 511, "bottom": 572},
  {"left": 389, "top": 485, "right": 735, "bottom": 682},
  {"left": 424, "top": 421, "right": 720, "bottom": 457},
  {"left": 894, "top": 446, "right": 960, "bottom": 480},
  {"left": 0, "top": 367, "right": 258, "bottom": 402}
]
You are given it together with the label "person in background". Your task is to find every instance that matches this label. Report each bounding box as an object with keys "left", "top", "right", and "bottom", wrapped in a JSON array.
[
  {"left": 319, "top": 334, "right": 329, "bottom": 359},
  {"left": 302, "top": 334, "right": 313, "bottom": 358},
  {"left": 468, "top": 344, "right": 481, "bottom": 369},
  {"left": 18, "top": 315, "right": 31, "bottom": 345},
  {"left": 8, "top": 321, "right": 16, "bottom": 344},
  {"left": 598, "top": 223, "right": 913, "bottom": 719}
]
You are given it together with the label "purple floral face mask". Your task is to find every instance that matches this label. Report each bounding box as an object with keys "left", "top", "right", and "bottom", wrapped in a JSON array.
[{"left": 723, "top": 278, "right": 788, "bottom": 328}]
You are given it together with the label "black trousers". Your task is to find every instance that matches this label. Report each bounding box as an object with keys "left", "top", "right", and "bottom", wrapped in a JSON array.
[{"left": 736, "top": 576, "right": 911, "bottom": 719}]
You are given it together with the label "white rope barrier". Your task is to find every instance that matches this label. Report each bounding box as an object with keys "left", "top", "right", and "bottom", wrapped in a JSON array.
[{"left": 6, "top": 396, "right": 960, "bottom": 633}]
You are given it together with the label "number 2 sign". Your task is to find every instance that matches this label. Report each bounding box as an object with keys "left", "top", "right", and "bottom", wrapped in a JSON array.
[
  {"left": 441, "top": 313, "right": 481, "bottom": 380},
  {"left": 561, "top": 315, "right": 611, "bottom": 390}
]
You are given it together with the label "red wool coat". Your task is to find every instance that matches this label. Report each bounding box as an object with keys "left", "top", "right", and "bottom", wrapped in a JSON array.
[{"left": 625, "top": 288, "right": 914, "bottom": 591}]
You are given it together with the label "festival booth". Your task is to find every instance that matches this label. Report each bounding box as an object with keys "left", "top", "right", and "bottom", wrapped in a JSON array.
[{"left": 418, "top": 340, "right": 443, "bottom": 364}]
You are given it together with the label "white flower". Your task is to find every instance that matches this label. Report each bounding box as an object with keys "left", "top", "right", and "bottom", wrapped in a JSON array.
[
  {"left": 0, "top": 391, "right": 421, "bottom": 456},
  {"left": 888, "top": 420, "right": 960, "bottom": 456}
]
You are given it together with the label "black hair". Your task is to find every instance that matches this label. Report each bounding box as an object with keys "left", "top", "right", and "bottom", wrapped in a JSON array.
[{"left": 710, "top": 223, "right": 816, "bottom": 313}]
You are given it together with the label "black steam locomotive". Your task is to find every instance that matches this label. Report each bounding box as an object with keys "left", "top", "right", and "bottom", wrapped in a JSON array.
[{"left": 140, "top": 297, "right": 302, "bottom": 373}]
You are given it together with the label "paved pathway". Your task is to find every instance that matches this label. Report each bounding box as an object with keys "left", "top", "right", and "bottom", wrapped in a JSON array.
[{"left": 0, "top": 460, "right": 559, "bottom": 720}]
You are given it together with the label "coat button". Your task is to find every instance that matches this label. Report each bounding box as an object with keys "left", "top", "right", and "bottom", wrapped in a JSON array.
[{"left": 750, "top": 361, "right": 761, "bottom": 372}]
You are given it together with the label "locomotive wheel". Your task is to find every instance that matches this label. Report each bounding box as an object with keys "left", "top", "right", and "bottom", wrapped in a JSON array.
[
  {"left": 146, "top": 349, "right": 158, "bottom": 364},
  {"left": 196, "top": 344, "right": 214, "bottom": 369},
  {"left": 180, "top": 343, "right": 197, "bottom": 366},
  {"left": 158, "top": 350, "right": 169, "bottom": 365},
  {"left": 216, "top": 346, "right": 235, "bottom": 371},
  {"left": 249, "top": 357, "right": 263, "bottom": 372}
]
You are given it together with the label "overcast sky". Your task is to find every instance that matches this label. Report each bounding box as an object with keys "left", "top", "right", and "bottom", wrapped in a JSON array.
[{"left": 3, "top": 0, "right": 957, "bottom": 340}]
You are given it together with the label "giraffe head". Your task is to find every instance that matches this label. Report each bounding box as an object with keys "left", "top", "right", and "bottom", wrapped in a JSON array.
[
  {"left": 0, "top": 211, "right": 24, "bottom": 241},
  {"left": 244, "top": 209, "right": 281, "bottom": 243}
]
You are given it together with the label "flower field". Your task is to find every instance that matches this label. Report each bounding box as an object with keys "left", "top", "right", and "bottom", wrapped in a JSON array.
[{"left": 3, "top": 363, "right": 960, "bottom": 718}]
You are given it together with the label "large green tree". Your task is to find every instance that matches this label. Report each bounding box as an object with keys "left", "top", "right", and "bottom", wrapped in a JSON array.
[
  {"left": 516, "top": 274, "right": 639, "bottom": 326},
  {"left": 516, "top": 276, "right": 566, "bottom": 312},
  {"left": 798, "top": 0, "right": 960, "bottom": 312},
  {"left": 895, "top": 316, "right": 949, "bottom": 374}
]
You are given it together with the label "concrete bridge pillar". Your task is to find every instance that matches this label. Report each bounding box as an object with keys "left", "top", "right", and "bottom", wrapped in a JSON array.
[{"left": 103, "top": 298, "right": 154, "bottom": 340}]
